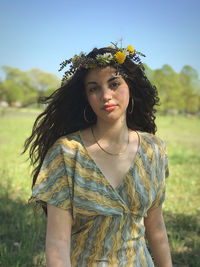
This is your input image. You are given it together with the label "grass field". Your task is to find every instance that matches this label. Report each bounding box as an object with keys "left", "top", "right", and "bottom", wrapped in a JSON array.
[{"left": 0, "top": 108, "right": 200, "bottom": 267}]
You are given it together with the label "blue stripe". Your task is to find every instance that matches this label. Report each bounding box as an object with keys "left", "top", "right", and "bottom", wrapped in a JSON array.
[
  {"left": 141, "top": 238, "right": 155, "bottom": 266},
  {"left": 74, "top": 196, "right": 124, "bottom": 216},
  {"left": 73, "top": 172, "right": 124, "bottom": 202},
  {"left": 77, "top": 216, "right": 106, "bottom": 266}
]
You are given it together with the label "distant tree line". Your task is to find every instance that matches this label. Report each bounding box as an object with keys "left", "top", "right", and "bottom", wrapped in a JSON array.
[
  {"left": 144, "top": 64, "right": 200, "bottom": 114},
  {"left": 0, "top": 66, "right": 60, "bottom": 107},
  {"left": 0, "top": 64, "right": 200, "bottom": 113}
]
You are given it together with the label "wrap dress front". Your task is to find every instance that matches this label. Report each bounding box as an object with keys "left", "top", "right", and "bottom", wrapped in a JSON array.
[{"left": 31, "top": 131, "right": 169, "bottom": 266}]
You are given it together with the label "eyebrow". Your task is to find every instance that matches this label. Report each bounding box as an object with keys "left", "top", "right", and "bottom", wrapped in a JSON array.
[{"left": 86, "top": 76, "right": 120, "bottom": 85}]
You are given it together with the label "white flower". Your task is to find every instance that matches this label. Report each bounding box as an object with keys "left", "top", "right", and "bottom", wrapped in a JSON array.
[
  {"left": 101, "top": 53, "right": 113, "bottom": 59},
  {"left": 125, "top": 50, "right": 129, "bottom": 56},
  {"left": 96, "top": 53, "right": 113, "bottom": 63},
  {"left": 96, "top": 54, "right": 103, "bottom": 60}
]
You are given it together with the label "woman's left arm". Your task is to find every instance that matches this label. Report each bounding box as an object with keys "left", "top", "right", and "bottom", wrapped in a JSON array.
[{"left": 144, "top": 205, "right": 173, "bottom": 267}]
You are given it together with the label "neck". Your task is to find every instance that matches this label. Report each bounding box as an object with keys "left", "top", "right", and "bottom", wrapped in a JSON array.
[{"left": 93, "top": 118, "right": 128, "bottom": 144}]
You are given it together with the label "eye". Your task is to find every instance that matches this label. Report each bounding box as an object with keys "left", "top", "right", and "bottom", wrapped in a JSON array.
[
  {"left": 88, "top": 87, "right": 98, "bottom": 93},
  {"left": 110, "top": 81, "right": 120, "bottom": 89}
]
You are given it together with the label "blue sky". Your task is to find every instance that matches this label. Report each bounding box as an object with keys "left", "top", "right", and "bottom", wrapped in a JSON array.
[{"left": 0, "top": 0, "right": 199, "bottom": 80}]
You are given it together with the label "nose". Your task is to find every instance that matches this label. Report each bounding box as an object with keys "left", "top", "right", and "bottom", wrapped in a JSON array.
[{"left": 101, "top": 87, "right": 112, "bottom": 102}]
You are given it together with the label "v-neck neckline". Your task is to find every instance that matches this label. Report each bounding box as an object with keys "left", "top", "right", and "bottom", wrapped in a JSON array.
[{"left": 78, "top": 130, "right": 141, "bottom": 192}]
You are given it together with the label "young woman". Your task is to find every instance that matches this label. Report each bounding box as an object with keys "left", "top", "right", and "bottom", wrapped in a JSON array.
[{"left": 24, "top": 43, "right": 172, "bottom": 266}]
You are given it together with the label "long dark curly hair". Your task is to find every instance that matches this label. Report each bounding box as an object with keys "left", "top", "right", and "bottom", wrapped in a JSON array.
[{"left": 24, "top": 46, "right": 159, "bottom": 193}]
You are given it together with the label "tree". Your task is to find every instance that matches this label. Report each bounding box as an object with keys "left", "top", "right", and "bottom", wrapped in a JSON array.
[
  {"left": 0, "top": 80, "right": 24, "bottom": 103},
  {"left": 28, "top": 68, "right": 60, "bottom": 92},
  {"left": 150, "top": 65, "right": 184, "bottom": 113},
  {"left": 0, "top": 66, "right": 61, "bottom": 106},
  {"left": 179, "top": 66, "right": 200, "bottom": 113}
]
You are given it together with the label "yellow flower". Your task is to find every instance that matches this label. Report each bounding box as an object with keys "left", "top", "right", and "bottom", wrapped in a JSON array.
[
  {"left": 114, "top": 51, "right": 126, "bottom": 64},
  {"left": 127, "top": 45, "right": 134, "bottom": 54},
  {"left": 108, "top": 45, "right": 114, "bottom": 49},
  {"left": 72, "top": 54, "right": 79, "bottom": 63}
]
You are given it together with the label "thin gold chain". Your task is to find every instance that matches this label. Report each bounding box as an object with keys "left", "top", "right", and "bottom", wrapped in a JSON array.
[{"left": 91, "top": 127, "right": 129, "bottom": 156}]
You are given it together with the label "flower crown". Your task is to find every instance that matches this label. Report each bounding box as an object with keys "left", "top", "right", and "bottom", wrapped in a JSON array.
[{"left": 59, "top": 42, "right": 145, "bottom": 84}]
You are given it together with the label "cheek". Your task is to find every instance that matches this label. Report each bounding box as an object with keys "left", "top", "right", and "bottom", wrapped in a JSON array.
[
  {"left": 87, "top": 95, "right": 98, "bottom": 110},
  {"left": 85, "top": 91, "right": 94, "bottom": 104},
  {"left": 117, "top": 87, "right": 130, "bottom": 105}
]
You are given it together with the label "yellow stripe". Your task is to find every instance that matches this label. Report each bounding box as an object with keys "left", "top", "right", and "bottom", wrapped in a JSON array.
[
  {"left": 36, "top": 154, "right": 64, "bottom": 184},
  {"left": 73, "top": 206, "right": 100, "bottom": 216},
  {"left": 35, "top": 173, "right": 72, "bottom": 210},
  {"left": 56, "top": 198, "right": 71, "bottom": 210},
  {"left": 87, "top": 216, "right": 113, "bottom": 266},
  {"left": 36, "top": 169, "right": 73, "bottom": 198},
  {"left": 74, "top": 183, "right": 125, "bottom": 211},
  {"left": 141, "top": 137, "right": 154, "bottom": 160},
  {"left": 126, "top": 245, "right": 137, "bottom": 266},
  {"left": 37, "top": 174, "right": 67, "bottom": 195},
  {"left": 150, "top": 178, "right": 166, "bottom": 210},
  {"left": 41, "top": 145, "right": 110, "bottom": 188},
  {"left": 108, "top": 256, "right": 118, "bottom": 267},
  {"left": 125, "top": 173, "right": 140, "bottom": 216},
  {"left": 150, "top": 135, "right": 164, "bottom": 159},
  {"left": 109, "top": 224, "right": 123, "bottom": 266},
  {"left": 70, "top": 219, "right": 94, "bottom": 266},
  {"left": 136, "top": 155, "right": 157, "bottom": 204},
  {"left": 139, "top": 239, "right": 148, "bottom": 267},
  {"left": 37, "top": 153, "right": 108, "bottom": 191},
  {"left": 54, "top": 136, "right": 122, "bottom": 189},
  {"left": 56, "top": 136, "right": 92, "bottom": 161},
  {"left": 129, "top": 218, "right": 141, "bottom": 240},
  {"left": 55, "top": 136, "right": 80, "bottom": 150},
  {"left": 136, "top": 156, "right": 153, "bottom": 189},
  {"left": 67, "top": 157, "right": 110, "bottom": 187},
  {"left": 46, "top": 135, "right": 91, "bottom": 162}
]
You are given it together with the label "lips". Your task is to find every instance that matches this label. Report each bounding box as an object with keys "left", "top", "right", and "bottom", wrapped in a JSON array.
[{"left": 103, "top": 104, "right": 116, "bottom": 111}]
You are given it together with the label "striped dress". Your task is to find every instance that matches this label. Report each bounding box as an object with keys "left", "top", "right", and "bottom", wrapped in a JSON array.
[{"left": 31, "top": 131, "right": 169, "bottom": 266}]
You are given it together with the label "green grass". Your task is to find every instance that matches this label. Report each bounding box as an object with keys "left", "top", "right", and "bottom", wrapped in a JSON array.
[
  {"left": 0, "top": 109, "right": 200, "bottom": 266},
  {"left": 0, "top": 109, "right": 46, "bottom": 267},
  {"left": 156, "top": 115, "right": 200, "bottom": 266}
]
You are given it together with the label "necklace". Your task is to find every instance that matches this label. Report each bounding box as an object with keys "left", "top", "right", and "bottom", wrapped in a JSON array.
[{"left": 91, "top": 127, "right": 129, "bottom": 156}]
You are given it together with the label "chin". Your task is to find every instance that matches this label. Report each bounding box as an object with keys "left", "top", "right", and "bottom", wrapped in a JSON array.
[{"left": 99, "top": 113, "right": 126, "bottom": 123}]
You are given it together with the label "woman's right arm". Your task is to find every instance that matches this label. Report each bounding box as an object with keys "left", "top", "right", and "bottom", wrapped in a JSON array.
[{"left": 46, "top": 203, "right": 73, "bottom": 267}]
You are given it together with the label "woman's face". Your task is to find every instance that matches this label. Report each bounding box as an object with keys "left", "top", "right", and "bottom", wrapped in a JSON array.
[{"left": 84, "top": 66, "right": 130, "bottom": 123}]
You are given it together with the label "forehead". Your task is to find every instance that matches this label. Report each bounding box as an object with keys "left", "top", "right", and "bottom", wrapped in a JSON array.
[{"left": 85, "top": 66, "right": 119, "bottom": 84}]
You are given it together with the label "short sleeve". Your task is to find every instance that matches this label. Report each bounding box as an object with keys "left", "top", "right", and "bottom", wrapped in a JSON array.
[
  {"left": 149, "top": 140, "right": 169, "bottom": 210},
  {"left": 29, "top": 138, "right": 73, "bottom": 214}
]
